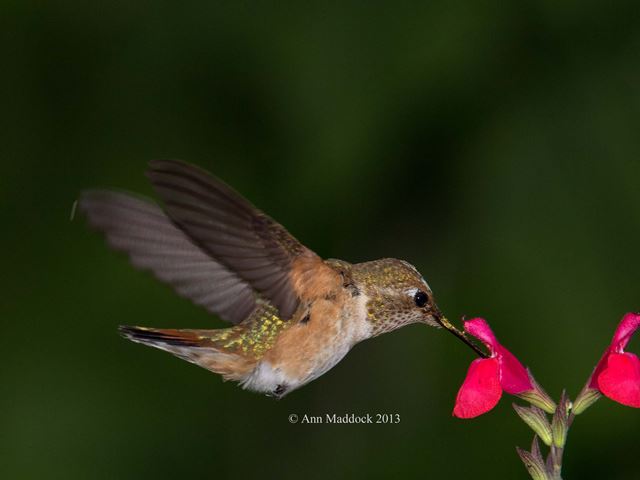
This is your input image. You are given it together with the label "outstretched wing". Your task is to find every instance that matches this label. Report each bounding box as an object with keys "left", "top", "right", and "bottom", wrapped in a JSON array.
[
  {"left": 79, "top": 190, "right": 257, "bottom": 324},
  {"left": 146, "top": 160, "right": 335, "bottom": 320}
]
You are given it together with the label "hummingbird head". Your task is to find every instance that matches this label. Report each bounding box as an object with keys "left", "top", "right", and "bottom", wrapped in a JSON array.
[{"left": 351, "top": 258, "right": 442, "bottom": 337}]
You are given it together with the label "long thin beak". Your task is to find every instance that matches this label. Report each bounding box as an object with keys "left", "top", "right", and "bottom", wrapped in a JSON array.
[{"left": 436, "top": 315, "right": 488, "bottom": 358}]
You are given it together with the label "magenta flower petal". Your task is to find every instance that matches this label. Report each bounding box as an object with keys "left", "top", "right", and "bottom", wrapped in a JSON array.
[
  {"left": 588, "top": 348, "right": 611, "bottom": 389},
  {"left": 597, "top": 352, "right": 640, "bottom": 408},
  {"left": 453, "top": 358, "right": 503, "bottom": 419},
  {"left": 496, "top": 345, "right": 534, "bottom": 394},
  {"left": 464, "top": 318, "right": 499, "bottom": 352},
  {"left": 610, "top": 313, "right": 640, "bottom": 351},
  {"left": 589, "top": 313, "right": 640, "bottom": 390},
  {"left": 463, "top": 317, "right": 533, "bottom": 395}
]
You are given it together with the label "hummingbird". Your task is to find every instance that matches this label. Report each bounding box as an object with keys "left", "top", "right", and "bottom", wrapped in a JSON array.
[{"left": 79, "top": 160, "right": 472, "bottom": 398}]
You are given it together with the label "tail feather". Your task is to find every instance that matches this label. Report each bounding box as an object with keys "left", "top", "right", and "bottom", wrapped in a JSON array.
[
  {"left": 118, "top": 325, "right": 207, "bottom": 347},
  {"left": 118, "top": 325, "right": 256, "bottom": 381}
]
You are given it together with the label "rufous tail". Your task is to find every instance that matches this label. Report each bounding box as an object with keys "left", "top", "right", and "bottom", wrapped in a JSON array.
[{"left": 119, "top": 326, "right": 256, "bottom": 381}]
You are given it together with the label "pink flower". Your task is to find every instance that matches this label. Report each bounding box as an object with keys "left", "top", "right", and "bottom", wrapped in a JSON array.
[
  {"left": 453, "top": 318, "right": 534, "bottom": 419},
  {"left": 591, "top": 312, "right": 640, "bottom": 408}
]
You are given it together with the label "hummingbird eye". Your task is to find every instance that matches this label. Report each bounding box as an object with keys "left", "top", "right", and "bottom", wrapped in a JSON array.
[{"left": 414, "top": 290, "right": 429, "bottom": 308}]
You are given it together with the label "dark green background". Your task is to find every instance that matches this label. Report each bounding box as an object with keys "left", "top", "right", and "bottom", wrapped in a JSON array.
[{"left": 3, "top": 2, "right": 640, "bottom": 479}]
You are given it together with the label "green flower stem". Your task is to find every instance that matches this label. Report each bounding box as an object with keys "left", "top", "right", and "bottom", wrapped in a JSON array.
[{"left": 515, "top": 389, "right": 578, "bottom": 479}]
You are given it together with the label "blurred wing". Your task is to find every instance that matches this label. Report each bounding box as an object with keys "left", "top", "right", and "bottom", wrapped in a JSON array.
[
  {"left": 146, "top": 160, "right": 329, "bottom": 320},
  {"left": 79, "top": 190, "right": 257, "bottom": 324}
]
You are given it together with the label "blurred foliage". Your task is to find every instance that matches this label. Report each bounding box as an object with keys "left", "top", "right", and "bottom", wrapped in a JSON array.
[{"left": 2, "top": 1, "right": 640, "bottom": 479}]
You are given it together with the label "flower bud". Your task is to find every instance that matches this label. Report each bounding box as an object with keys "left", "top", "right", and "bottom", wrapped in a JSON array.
[
  {"left": 572, "top": 387, "right": 601, "bottom": 415},
  {"left": 516, "top": 446, "right": 551, "bottom": 480},
  {"left": 516, "top": 371, "right": 557, "bottom": 414},
  {"left": 551, "top": 391, "right": 570, "bottom": 448},
  {"left": 513, "top": 404, "right": 553, "bottom": 446}
]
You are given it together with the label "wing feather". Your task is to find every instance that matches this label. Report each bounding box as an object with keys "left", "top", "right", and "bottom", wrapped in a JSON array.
[
  {"left": 146, "top": 160, "right": 319, "bottom": 319},
  {"left": 79, "top": 190, "right": 257, "bottom": 324}
]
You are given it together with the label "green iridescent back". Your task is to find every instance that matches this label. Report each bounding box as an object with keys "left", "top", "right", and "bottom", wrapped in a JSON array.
[{"left": 207, "top": 302, "right": 290, "bottom": 359}]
